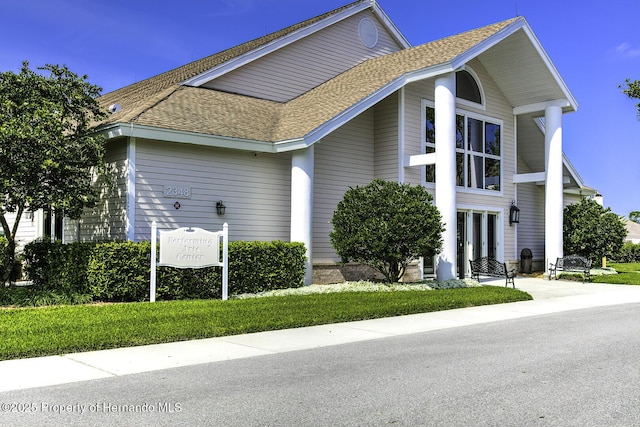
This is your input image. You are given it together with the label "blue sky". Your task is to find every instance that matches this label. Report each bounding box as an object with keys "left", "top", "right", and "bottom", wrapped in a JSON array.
[{"left": 1, "top": 0, "right": 639, "bottom": 217}]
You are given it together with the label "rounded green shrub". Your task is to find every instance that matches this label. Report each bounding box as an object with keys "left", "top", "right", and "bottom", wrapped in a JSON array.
[{"left": 330, "top": 179, "right": 444, "bottom": 283}]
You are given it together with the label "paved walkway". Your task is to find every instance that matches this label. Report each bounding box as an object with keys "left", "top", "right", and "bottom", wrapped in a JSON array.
[{"left": 2, "top": 278, "right": 640, "bottom": 392}]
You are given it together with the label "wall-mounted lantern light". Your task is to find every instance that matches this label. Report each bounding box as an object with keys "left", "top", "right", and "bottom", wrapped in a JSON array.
[
  {"left": 216, "top": 200, "right": 226, "bottom": 216},
  {"left": 509, "top": 201, "right": 520, "bottom": 226}
]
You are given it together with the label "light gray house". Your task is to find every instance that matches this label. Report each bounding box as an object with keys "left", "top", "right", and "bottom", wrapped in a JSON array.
[
  {"left": 625, "top": 220, "right": 640, "bottom": 244},
  {"left": 12, "top": 0, "right": 597, "bottom": 283}
]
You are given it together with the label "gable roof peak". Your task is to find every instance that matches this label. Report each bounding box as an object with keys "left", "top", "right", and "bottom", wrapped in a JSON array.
[{"left": 99, "top": 0, "right": 378, "bottom": 108}]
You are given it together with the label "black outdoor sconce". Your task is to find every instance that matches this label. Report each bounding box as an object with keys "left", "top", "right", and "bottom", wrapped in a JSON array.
[
  {"left": 509, "top": 201, "right": 520, "bottom": 226},
  {"left": 216, "top": 200, "right": 226, "bottom": 216}
]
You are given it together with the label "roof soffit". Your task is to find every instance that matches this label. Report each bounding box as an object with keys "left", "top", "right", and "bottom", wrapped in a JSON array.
[
  {"left": 467, "top": 19, "right": 578, "bottom": 114},
  {"left": 516, "top": 114, "right": 591, "bottom": 192}
]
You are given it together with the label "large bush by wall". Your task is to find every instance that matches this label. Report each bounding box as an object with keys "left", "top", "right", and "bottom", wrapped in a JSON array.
[
  {"left": 23, "top": 240, "right": 306, "bottom": 302},
  {"left": 612, "top": 242, "right": 640, "bottom": 263}
]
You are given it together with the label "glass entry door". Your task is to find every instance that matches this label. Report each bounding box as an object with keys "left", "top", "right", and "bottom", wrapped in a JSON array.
[
  {"left": 457, "top": 210, "right": 501, "bottom": 279},
  {"left": 457, "top": 212, "right": 467, "bottom": 279},
  {"left": 487, "top": 213, "right": 498, "bottom": 259}
]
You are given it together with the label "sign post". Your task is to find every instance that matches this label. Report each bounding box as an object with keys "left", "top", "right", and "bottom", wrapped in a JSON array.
[
  {"left": 151, "top": 221, "right": 158, "bottom": 302},
  {"left": 222, "top": 222, "right": 228, "bottom": 300},
  {"left": 150, "top": 222, "right": 229, "bottom": 302}
]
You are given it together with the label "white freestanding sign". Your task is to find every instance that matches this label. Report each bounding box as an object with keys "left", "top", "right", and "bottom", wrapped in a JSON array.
[{"left": 150, "top": 221, "right": 229, "bottom": 302}]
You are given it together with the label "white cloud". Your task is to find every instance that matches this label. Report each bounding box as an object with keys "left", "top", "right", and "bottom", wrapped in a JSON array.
[{"left": 615, "top": 42, "right": 640, "bottom": 58}]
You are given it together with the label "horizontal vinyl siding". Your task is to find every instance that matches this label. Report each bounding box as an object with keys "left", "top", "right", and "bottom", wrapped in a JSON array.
[
  {"left": 314, "top": 108, "right": 375, "bottom": 262},
  {"left": 403, "top": 79, "right": 433, "bottom": 187},
  {"left": 134, "top": 140, "right": 291, "bottom": 242},
  {"left": 374, "top": 92, "right": 398, "bottom": 181},
  {"left": 516, "top": 158, "right": 546, "bottom": 263},
  {"left": 5, "top": 212, "right": 38, "bottom": 251},
  {"left": 76, "top": 140, "right": 128, "bottom": 241},
  {"left": 204, "top": 11, "right": 403, "bottom": 102},
  {"left": 64, "top": 218, "right": 78, "bottom": 243},
  {"left": 563, "top": 193, "right": 583, "bottom": 208}
]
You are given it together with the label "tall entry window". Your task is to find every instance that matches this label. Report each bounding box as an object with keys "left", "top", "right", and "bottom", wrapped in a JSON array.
[{"left": 424, "top": 104, "right": 502, "bottom": 192}]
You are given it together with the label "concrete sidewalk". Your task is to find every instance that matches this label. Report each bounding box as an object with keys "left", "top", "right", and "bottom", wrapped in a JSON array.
[{"left": 2, "top": 278, "right": 640, "bottom": 392}]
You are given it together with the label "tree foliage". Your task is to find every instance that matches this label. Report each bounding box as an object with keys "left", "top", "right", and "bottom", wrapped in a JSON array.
[
  {"left": 629, "top": 211, "right": 640, "bottom": 224},
  {"left": 0, "top": 61, "right": 106, "bottom": 283},
  {"left": 330, "top": 179, "right": 444, "bottom": 283},
  {"left": 563, "top": 198, "right": 627, "bottom": 266},
  {"left": 620, "top": 78, "right": 640, "bottom": 114}
]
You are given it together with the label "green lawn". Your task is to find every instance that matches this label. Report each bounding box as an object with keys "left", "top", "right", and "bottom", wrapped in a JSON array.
[
  {"left": 592, "top": 263, "right": 640, "bottom": 285},
  {"left": 608, "top": 263, "right": 640, "bottom": 273},
  {"left": 0, "top": 286, "right": 531, "bottom": 360}
]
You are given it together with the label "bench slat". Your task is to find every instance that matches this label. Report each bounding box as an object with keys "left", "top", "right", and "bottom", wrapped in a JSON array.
[{"left": 469, "top": 257, "right": 515, "bottom": 288}]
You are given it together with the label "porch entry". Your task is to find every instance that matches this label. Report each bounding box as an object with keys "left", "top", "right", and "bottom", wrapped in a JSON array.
[{"left": 456, "top": 210, "right": 500, "bottom": 279}]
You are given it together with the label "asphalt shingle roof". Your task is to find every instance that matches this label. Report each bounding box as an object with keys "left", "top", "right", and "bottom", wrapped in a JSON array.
[{"left": 98, "top": 6, "right": 518, "bottom": 144}]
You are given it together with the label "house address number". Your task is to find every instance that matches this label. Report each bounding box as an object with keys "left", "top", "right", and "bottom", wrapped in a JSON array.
[{"left": 164, "top": 185, "right": 191, "bottom": 199}]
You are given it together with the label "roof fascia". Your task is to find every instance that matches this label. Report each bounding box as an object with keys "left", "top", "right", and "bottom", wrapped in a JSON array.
[
  {"left": 519, "top": 23, "right": 578, "bottom": 112},
  {"left": 371, "top": 1, "right": 411, "bottom": 48},
  {"left": 183, "top": 1, "right": 389, "bottom": 87},
  {"left": 450, "top": 18, "right": 527, "bottom": 70},
  {"left": 451, "top": 18, "right": 578, "bottom": 113},
  {"left": 100, "top": 123, "right": 282, "bottom": 153},
  {"left": 285, "top": 63, "right": 455, "bottom": 149},
  {"left": 531, "top": 117, "right": 591, "bottom": 191},
  {"left": 562, "top": 152, "right": 587, "bottom": 189},
  {"left": 513, "top": 99, "right": 572, "bottom": 116},
  {"left": 564, "top": 187, "right": 598, "bottom": 196}
]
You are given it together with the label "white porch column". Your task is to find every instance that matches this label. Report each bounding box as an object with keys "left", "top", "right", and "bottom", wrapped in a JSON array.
[
  {"left": 544, "top": 105, "right": 564, "bottom": 270},
  {"left": 291, "top": 145, "right": 314, "bottom": 285},
  {"left": 435, "top": 73, "right": 457, "bottom": 281}
]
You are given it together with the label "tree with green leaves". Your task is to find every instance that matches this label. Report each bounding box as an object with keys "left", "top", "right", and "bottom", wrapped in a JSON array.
[
  {"left": 330, "top": 179, "right": 444, "bottom": 283},
  {"left": 629, "top": 211, "right": 640, "bottom": 224},
  {"left": 563, "top": 198, "right": 627, "bottom": 266},
  {"left": 0, "top": 61, "right": 106, "bottom": 284},
  {"left": 620, "top": 78, "right": 640, "bottom": 115}
]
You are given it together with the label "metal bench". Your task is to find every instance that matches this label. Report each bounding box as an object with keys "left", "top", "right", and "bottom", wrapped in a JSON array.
[
  {"left": 548, "top": 255, "right": 592, "bottom": 282},
  {"left": 469, "top": 257, "right": 516, "bottom": 288}
]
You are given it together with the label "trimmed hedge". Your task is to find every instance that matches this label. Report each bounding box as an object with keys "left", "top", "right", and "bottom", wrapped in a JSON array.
[
  {"left": 22, "top": 239, "right": 306, "bottom": 302},
  {"left": 229, "top": 240, "right": 306, "bottom": 294},
  {"left": 87, "top": 241, "right": 152, "bottom": 302},
  {"left": 23, "top": 239, "right": 96, "bottom": 293}
]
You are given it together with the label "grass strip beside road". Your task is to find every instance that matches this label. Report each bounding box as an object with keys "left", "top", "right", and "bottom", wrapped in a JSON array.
[
  {"left": 0, "top": 286, "right": 531, "bottom": 360},
  {"left": 592, "top": 263, "right": 640, "bottom": 285}
]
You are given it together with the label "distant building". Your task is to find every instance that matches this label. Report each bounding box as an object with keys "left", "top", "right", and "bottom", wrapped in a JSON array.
[{"left": 625, "top": 220, "right": 640, "bottom": 244}]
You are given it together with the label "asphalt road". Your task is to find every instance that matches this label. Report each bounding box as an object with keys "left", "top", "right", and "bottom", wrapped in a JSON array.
[{"left": 1, "top": 303, "right": 639, "bottom": 426}]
